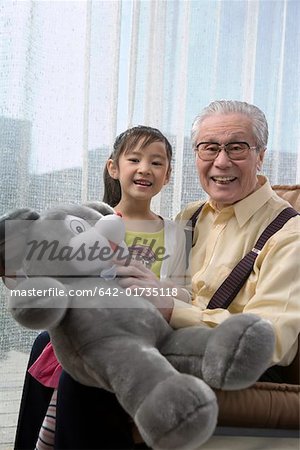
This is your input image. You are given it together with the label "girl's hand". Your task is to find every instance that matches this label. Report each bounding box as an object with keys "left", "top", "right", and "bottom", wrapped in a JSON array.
[
  {"left": 116, "top": 258, "right": 159, "bottom": 284},
  {"left": 115, "top": 260, "right": 174, "bottom": 321}
]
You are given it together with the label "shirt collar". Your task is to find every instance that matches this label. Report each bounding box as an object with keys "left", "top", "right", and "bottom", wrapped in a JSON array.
[{"left": 206, "top": 176, "right": 274, "bottom": 227}]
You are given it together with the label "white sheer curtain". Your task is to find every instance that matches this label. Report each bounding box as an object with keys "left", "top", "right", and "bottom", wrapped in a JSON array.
[
  {"left": 1, "top": 0, "right": 299, "bottom": 214},
  {"left": 0, "top": 0, "right": 299, "bottom": 444}
]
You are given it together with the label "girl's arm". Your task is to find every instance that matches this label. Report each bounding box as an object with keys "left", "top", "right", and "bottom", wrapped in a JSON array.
[{"left": 160, "top": 219, "right": 191, "bottom": 303}]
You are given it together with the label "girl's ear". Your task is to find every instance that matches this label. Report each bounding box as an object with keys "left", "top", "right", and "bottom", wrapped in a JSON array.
[{"left": 106, "top": 159, "right": 119, "bottom": 179}]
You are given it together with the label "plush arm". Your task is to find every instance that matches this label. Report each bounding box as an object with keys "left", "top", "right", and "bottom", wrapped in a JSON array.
[{"left": 9, "top": 277, "right": 69, "bottom": 330}]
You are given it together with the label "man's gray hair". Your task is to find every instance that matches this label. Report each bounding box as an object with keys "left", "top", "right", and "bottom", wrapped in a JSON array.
[{"left": 191, "top": 100, "right": 268, "bottom": 150}]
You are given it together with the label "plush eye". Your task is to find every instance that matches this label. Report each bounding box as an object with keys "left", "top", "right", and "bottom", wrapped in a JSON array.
[
  {"left": 65, "top": 215, "right": 91, "bottom": 234},
  {"left": 70, "top": 219, "right": 86, "bottom": 234}
]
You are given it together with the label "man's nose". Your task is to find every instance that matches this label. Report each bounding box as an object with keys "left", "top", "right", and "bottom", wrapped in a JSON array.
[{"left": 213, "top": 148, "right": 232, "bottom": 167}]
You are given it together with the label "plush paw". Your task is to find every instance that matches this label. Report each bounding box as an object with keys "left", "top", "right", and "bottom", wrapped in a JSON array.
[
  {"left": 134, "top": 373, "right": 218, "bottom": 450},
  {"left": 202, "top": 314, "right": 275, "bottom": 390}
]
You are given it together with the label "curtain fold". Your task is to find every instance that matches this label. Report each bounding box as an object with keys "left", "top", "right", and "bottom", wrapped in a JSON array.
[
  {"left": 241, "top": 0, "right": 259, "bottom": 102},
  {"left": 127, "top": 0, "right": 140, "bottom": 127},
  {"left": 82, "top": 1, "right": 92, "bottom": 202},
  {"left": 272, "top": 0, "right": 287, "bottom": 182},
  {"left": 172, "top": 0, "right": 190, "bottom": 214}
]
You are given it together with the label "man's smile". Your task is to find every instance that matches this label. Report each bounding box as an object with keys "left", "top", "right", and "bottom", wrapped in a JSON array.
[{"left": 210, "top": 176, "right": 237, "bottom": 185}]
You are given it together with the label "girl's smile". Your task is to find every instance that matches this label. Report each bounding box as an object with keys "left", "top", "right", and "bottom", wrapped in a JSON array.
[{"left": 133, "top": 178, "right": 153, "bottom": 187}]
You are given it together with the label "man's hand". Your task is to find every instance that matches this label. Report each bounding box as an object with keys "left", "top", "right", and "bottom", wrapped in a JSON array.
[{"left": 115, "top": 260, "right": 174, "bottom": 322}]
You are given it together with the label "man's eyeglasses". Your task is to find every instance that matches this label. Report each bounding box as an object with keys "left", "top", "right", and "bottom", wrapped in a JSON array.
[{"left": 195, "top": 142, "right": 257, "bottom": 161}]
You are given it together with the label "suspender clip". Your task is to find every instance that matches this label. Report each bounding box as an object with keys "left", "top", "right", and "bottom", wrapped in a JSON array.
[{"left": 252, "top": 248, "right": 261, "bottom": 255}]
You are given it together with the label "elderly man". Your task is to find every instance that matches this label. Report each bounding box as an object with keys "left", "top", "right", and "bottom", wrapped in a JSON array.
[
  {"left": 118, "top": 100, "right": 300, "bottom": 371},
  {"left": 176, "top": 100, "right": 299, "bottom": 367}
]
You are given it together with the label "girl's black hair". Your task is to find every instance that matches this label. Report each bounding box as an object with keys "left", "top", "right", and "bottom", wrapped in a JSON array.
[{"left": 103, "top": 125, "right": 172, "bottom": 207}]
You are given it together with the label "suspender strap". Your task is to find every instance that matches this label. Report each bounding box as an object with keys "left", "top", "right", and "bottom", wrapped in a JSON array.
[
  {"left": 190, "top": 204, "right": 205, "bottom": 232},
  {"left": 207, "top": 207, "right": 298, "bottom": 309},
  {"left": 184, "top": 204, "right": 205, "bottom": 267}
]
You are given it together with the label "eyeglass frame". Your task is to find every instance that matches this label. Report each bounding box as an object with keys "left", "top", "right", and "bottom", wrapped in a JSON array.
[{"left": 194, "top": 141, "right": 258, "bottom": 161}]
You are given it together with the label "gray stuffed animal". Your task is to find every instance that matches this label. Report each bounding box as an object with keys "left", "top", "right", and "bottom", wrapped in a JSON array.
[{"left": 0, "top": 202, "right": 275, "bottom": 449}]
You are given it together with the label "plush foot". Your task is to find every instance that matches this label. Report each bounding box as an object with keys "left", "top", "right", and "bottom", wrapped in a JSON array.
[
  {"left": 134, "top": 373, "right": 218, "bottom": 450},
  {"left": 202, "top": 313, "right": 275, "bottom": 390},
  {"left": 161, "top": 326, "right": 209, "bottom": 375}
]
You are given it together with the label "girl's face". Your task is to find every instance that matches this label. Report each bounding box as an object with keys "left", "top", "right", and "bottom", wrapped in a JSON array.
[{"left": 107, "top": 140, "right": 171, "bottom": 203}]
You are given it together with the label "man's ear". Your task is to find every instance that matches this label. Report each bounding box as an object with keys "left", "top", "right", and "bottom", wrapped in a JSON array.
[
  {"left": 257, "top": 148, "right": 266, "bottom": 171},
  {"left": 0, "top": 208, "right": 40, "bottom": 278},
  {"left": 107, "top": 159, "right": 119, "bottom": 180}
]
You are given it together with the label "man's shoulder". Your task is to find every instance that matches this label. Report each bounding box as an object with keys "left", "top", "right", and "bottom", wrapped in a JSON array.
[{"left": 176, "top": 201, "right": 206, "bottom": 222}]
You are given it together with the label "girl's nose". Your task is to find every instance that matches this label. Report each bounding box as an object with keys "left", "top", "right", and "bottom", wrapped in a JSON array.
[{"left": 137, "top": 162, "right": 151, "bottom": 173}]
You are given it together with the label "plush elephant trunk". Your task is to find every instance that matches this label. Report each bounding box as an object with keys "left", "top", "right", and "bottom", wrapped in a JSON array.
[{"left": 68, "top": 214, "right": 128, "bottom": 274}]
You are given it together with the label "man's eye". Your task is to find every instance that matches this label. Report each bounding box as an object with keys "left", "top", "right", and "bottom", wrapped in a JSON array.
[
  {"left": 229, "top": 145, "right": 243, "bottom": 151},
  {"left": 205, "top": 146, "right": 219, "bottom": 152}
]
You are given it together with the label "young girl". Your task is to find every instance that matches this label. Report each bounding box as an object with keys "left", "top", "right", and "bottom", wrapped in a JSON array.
[
  {"left": 17, "top": 125, "right": 189, "bottom": 450},
  {"left": 103, "top": 125, "right": 189, "bottom": 294}
]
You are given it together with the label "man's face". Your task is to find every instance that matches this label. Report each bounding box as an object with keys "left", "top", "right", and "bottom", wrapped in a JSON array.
[{"left": 194, "top": 113, "right": 265, "bottom": 209}]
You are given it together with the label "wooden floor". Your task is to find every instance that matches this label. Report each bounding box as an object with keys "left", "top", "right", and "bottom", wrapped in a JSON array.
[
  {"left": 0, "top": 351, "right": 298, "bottom": 450},
  {"left": 0, "top": 351, "right": 28, "bottom": 450}
]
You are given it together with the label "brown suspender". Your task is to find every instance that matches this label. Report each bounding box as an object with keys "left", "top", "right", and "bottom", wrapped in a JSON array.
[{"left": 186, "top": 204, "right": 298, "bottom": 310}]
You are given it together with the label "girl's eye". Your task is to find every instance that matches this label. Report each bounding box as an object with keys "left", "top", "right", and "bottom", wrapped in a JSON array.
[
  {"left": 128, "top": 158, "right": 139, "bottom": 163},
  {"left": 152, "top": 161, "right": 163, "bottom": 166}
]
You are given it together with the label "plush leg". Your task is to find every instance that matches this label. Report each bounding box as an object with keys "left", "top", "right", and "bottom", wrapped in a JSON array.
[
  {"left": 162, "top": 314, "right": 275, "bottom": 390},
  {"left": 86, "top": 338, "right": 218, "bottom": 450},
  {"left": 202, "top": 314, "right": 275, "bottom": 389},
  {"left": 134, "top": 373, "right": 217, "bottom": 450},
  {"left": 160, "top": 323, "right": 210, "bottom": 374}
]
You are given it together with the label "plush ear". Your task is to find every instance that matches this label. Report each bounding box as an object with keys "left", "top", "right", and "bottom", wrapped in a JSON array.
[
  {"left": 0, "top": 208, "right": 40, "bottom": 279},
  {"left": 83, "top": 201, "right": 115, "bottom": 216}
]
